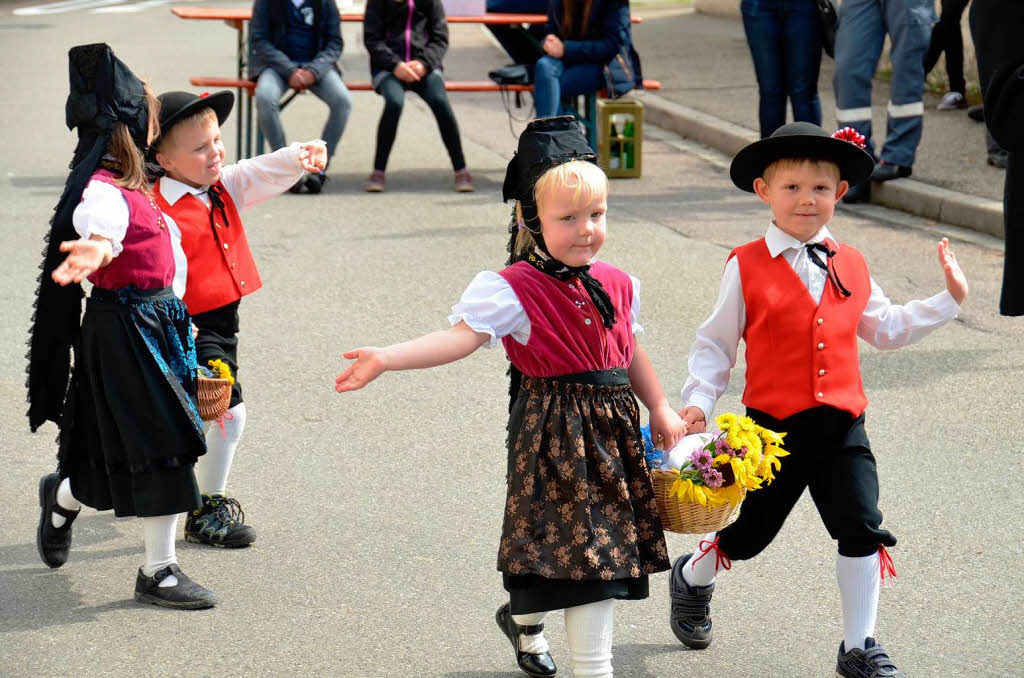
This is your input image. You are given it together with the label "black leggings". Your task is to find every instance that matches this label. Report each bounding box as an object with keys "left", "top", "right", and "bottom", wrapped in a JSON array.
[
  {"left": 923, "top": 0, "right": 969, "bottom": 95},
  {"left": 374, "top": 71, "right": 466, "bottom": 172}
]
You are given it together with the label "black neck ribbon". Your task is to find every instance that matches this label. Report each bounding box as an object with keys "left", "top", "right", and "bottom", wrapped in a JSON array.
[
  {"left": 806, "top": 242, "right": 852, "bottom": 298},
  {"left": 524, "top": 249, "right": 616, "bottom": 328}
]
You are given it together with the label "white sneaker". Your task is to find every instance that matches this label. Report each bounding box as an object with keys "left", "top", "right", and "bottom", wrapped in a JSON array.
[{"left": 936, "top": 91, "right": 967, "bottom": 111}]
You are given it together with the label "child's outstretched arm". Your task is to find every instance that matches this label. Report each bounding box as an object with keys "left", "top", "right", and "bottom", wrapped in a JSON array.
[
  {"left": 52, "top": 235, "right": 113, "bottom": 286},
  {"left": 220, "top": 140, "right": 327, "bottom": 212},
  {"left": 335, "top": 321, "right": 490, "bottom": 393},
  {"left": 629, "top": 344, "right": 687, "bottom": 450},
  {"left": 857, "top": 238, "right": 966, "bottom": 350}
]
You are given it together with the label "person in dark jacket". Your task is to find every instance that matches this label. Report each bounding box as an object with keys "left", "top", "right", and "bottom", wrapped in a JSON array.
[
  {"left": 250, "top": 0, "right": 351, "bottom": 194},
  {"left": 532, "top": 0, "right": 637, "bottom": 117},
  {"left": 363, "top": 0, "right": 473, "bottom": 193},
  {"left": 970, "top": 0, "right": 1023, "bottom": 316}
]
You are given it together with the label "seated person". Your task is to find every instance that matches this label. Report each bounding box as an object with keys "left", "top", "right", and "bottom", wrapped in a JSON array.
[
  {"left": 486, "top": 0, "right": 547, "bottom": 70},
  {"left": 250, "top": 0, "right": 350, "bottom": 194}
]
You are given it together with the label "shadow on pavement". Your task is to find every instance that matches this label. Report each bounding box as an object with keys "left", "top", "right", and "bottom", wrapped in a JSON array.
[{"left": 0, "top": 569, "right": 138, "bottom": 634}]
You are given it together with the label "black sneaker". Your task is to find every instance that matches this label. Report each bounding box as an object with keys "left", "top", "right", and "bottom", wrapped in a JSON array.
[
  {"left": 36, "top": 473, "right": 80, "bottom": 569},
  {"left": 668, "top": 553, "right": 715, "bottom": 649},
  {"left": 988, "top": 150, "right": 1009, "bottom": 169},
  {"left": 304, "top": 172, "right": 327, "bottom": 194},
  {"left": 184, "top": 494, "right": 256, "bottom": 548},
  {"left": 495, "top": 603, "right": 557, "bottom": 677},
  {"left": 134, "top": 564, "right": 216, "bottom": 610},
  {"left": 836, "top": 637, "right": 903, "bottom": 677}
]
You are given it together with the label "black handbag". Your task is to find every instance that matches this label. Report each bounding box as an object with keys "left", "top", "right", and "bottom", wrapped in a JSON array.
[
  {"left": 817, "top": 0, "right": 839, "bottom": 59},
  {"left": 489, "top": 64, "right": 531, "bottom": 86}
]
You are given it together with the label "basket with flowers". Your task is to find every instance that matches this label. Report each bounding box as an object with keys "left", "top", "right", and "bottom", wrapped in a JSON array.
[
  {"left": 641, "top": 413, "right": 789, "bottom": 534},
  {"left": 196, "top": 359, "right": 234, "bottom": 421}
]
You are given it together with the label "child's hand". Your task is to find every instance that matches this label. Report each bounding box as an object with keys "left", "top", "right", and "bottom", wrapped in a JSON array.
[
  {"left": 938, "top": 238, "right": 968, "bottom": 305},
  {"left": 650, "top": 403, "right": 686, "bottom": 451},
  {"left": 678, "top": 406, "right": 707, "bottom": 434},
  {"left": 298, "top": 140, "right": 327, "bottom": 173},
  {"left": 52, "top": 238, "right": 112, "bottom": 286},
  {"left": 192, "top": 323, "right": 199, "bottom": 340},
  {"left": 393, "top": 62, "right": 420, "bottom": 83},
  {"left": 335, "top": 347, "right": 389, "bottom": 393}
]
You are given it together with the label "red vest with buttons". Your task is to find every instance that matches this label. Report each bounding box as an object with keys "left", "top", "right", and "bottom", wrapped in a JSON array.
[
  {"left": 155, "top": 179, "right": 262, "bottom": 315},
  {"left": 731, "top": 238, "right": 870, "bottom": 420},
  {"left": 498, "top": 260, "right": 635, "bottom": 377}
]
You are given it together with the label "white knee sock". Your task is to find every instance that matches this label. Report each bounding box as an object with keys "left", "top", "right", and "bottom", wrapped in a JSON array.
[
  {"left": 836, "top": 552, "right": 880, "bottom": 652},
  {"left": 564, "top": 600, "right": 615, "bottom": 678},
  {"left": 197, "top": 402, "right": 246, "bottom": 496},
  {"left": 141, "top": 514, "right": 179, "bottom": 587},
  {"left": 512, "top": 611, "right": 550, "bottom": 654},
  {"left": 683, "top": 532, "right": 730, "bottom": 587},
  {"left": 51, "top": 477, "right": 83, "bottom": 528}
]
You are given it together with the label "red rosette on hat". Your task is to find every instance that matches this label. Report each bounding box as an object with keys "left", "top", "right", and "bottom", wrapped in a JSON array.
[{"left": 832, "top": 126, "right": 867, "bottom": 149}]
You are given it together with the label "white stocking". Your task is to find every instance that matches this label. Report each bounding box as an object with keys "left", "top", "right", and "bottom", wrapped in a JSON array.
[
  {"left": 565, "top": 600, "right": 615, "bottom": 678},
  {"left": 141, "top": 514, "right": 179, "bottom": 587},
  {"left": 51, "top": 477, "right": 83, "bottom": 528},
  {"left": 512, "top": 611, "right": 550, "bottom": 654},
  {"left": 837, "top": 552, "right": 880, "bottom": 652},
  {"left": 197, "top": 402, "right": 246, "bottom": 496}
]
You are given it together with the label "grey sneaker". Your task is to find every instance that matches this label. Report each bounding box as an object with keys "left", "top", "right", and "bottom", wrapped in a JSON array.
[
  {"left": 454, "top": 169, "right": 474, "bottom": 192},
  {"left": 668, "top": 553, "right": 715, "bottom": 649},
  {"left": 365, "top": 170, "right": 386, "bottom": 192},
  {"left": 134, "top": 564, "right": 216, "bottom": 610},
  {"left": 936, "top": 91, "right": 967, "bottom": 111},
  {"left": 836, "top": 637, "right": 903, "bottom": 677}
]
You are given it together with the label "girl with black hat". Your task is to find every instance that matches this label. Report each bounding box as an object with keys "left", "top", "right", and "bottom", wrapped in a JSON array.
[
  {"left": 667, "top": 122, "right": 968, "bottom": 677},
  {"left": 335, "top": 116, "right": 683, "bottom": 678},
  {"left": 29, "top": 44, "right": 215, "bottom": 609}
]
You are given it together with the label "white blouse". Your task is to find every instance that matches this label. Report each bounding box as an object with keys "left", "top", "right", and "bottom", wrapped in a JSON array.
[
  {"left": 448, "top": 269, "right": 644, "bottom": 348},
  {"left": 72, "top": 180, "right": 130, "bottom": 257},
  {"left": 680, "top": 222, "right": 961, "bottom": 421}
]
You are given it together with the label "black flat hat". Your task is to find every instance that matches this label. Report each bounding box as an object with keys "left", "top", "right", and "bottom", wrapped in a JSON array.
[
  {"left": 503, "top": 115, "right": 597, "bottom": 204},
  {"left": 729, "top": 122, "right": 875, "bottom": 192},
  {"left": 155, "top": 90, "right": 234, "bottom": 141}
]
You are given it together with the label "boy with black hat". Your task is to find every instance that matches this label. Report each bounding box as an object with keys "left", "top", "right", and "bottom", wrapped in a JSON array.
[
  {"left": 152, "top": 90, "right": 326, "bottom": 548},
  {"left": 667, "top": 122, "right": 968, "bottom": 677}
]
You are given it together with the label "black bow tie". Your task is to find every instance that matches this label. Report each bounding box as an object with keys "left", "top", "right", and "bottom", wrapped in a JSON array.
[
  {"left": 805, "top": 242, "right": 852, "bottom": 298},
  {"left": 202, "top": 185, "right": 231, "bottom": 234}
]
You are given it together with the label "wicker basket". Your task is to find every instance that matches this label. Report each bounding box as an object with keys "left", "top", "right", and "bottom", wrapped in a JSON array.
[
  {"left": 651, "top": 468, "right": 745, "bottom": 534},
  {"left": 197, "top": 376, "right": 232, "bottom": 421}
]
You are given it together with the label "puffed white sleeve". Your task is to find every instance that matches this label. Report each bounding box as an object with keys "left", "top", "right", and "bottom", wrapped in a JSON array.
[
  {"left": 629, "top": 275, "right": 643, "bottom": 336},
  {"left": 71, "top": 180, "right": 130, "bottom": 256},
  {"left": 448, "top": 271, "right": 531, "bottom": 348}
]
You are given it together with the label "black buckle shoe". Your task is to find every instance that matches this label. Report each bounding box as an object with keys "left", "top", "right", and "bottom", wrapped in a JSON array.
[
  {"left": 134, "top": 564, "right": 217, "bottom": 610},
  {"left": 36, "top": 473, "right": 80, "bottom": 569},
  {"left": 288, "top": 175, "right": 306, "bottom": 193},
  {"left": 669, "top": 553, "right": 715, "bottom": 649},
  {"left": 495, "top": 603, "right": 557, "bottom": 677},
  {"left": 870, "top": 163, "right": 912, "bottom": 182},
  {"left": 304, "top": 172, "right": 326, "bottom": 194},
  {"left": 185, "top": 494, "right": 256, "bottom": 548},
  {"left": 836, "top": 637, "right": 904, "bottom": 677},
  {"left": 843, "top": 181, "right": 871, "bottom": 204}
]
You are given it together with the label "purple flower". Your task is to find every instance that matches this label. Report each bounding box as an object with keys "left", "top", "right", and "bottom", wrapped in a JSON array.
[
  {"left": 701, "top": 468, "right": 725, "bottom": 488},
  {"left": 691, "top": 448, "right": 713, "bottom": 470},
  {"left": 739, "top": 446, "right": 749, "bottom": 460},
  {"left": 714, "top": 437, "right": 732, "bottom": 457}
]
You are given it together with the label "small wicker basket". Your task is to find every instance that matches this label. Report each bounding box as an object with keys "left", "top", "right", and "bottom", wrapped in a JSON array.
[
  {"left": 197, "top": 375, "right": 232, "bottom": 421},
  {"left": 651, "top": 468, "right": 745, "bottom": 534}
]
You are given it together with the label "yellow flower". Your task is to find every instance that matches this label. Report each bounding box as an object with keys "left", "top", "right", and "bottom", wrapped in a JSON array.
[
  {"left": 704, "top": 482, "right": 744, "bottom": 507},
  {"left": 738, "top": 416, "right": 756, "bottom": 431},
  {"left": 715, "top": 413, "right": 737, "bottom": 431},
  {"left": 207, "top": 359, "right": 236, "bottom": 385}
]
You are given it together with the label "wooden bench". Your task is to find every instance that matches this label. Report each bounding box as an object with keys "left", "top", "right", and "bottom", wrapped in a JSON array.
[{"left": 188, "top": 76, "right": 662, "bottom": 158}]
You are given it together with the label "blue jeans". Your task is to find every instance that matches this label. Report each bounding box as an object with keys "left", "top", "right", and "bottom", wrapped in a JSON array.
[
  {"left": 532, "top": 56, "right": 606, "bottom": 118},
  {"left": 255, "top": 67, "right": 352, "bottom": 162},
  {"left": 834, "top": 0, "right": 934, "bottom": 166},
  {"left": 741, "top": 0, "right": 823, "bottom": 138}
]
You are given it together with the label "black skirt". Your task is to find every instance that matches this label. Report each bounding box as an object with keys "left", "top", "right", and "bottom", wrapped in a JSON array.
[
  {"left": 57, "top": 286, "right": 206, "bottom": 517},
  {"left": 191, "top": 301, "right": 243, "bottom": 408},
  {"left": 500, "top": 369, "right": 670, "bottom": 615}
]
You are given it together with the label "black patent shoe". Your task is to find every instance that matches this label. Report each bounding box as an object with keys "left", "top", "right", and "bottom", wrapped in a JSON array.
[
  {"left": 669, "top": 553, "right": 715, "bottom": 649},
  {"left": 185, "top": 494, "right": 256, "bottom": 548},
  {"left": 495, "top": 603, "right": 557, "bottom": 677},
  {"left": 134, "top": 564, "right": 217, "bottom": 610},
  {"left": 870, "top": 163, "right": 912, "bottom": 182},
  {"left": 843, "top": 180, "right": 871, "bottom": 204},
  {"left": 36, "top": 473, "right": 79, "bottom": 569}
]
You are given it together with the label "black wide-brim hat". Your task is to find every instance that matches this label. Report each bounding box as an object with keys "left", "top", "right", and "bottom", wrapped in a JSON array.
[
  {"left": 729, "top": 122, "right": 875, "bottom": 192},
  {"left": 155, "top": 90, "right": 234, "bottom": 142},
  {"left": 503, "top": 115, "right": 598, "bottom": 204}
]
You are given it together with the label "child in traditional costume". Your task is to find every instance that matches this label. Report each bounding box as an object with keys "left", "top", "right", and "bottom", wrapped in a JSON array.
[
  {"left": 151, "top": 90, "right": 326, "bottom": 548},
  {"left": 29, "top": 44, "right": 215, "bottom": 609},
  {"left": 335, "top": 116, "right": 684, "bottom": 678},
  {"left": 667, "top": 122, "right": 969, "bottom": 677}
]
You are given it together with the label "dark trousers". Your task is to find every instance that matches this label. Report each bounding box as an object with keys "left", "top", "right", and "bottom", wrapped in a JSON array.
[
  {"left": 192, "top": 301, "right": 243, "bottom": 408},
  {"left": 373, "top": 71, "right": 466, "bottom": 172},
  {"left": 924, "top": 0, "right": 969, "bottom": 95},
  {"left": 740, "top": 0, "right": 823, "bottom": 138},
  {"left": 717, "top": 406, "right": 896, "bottom": 560}
]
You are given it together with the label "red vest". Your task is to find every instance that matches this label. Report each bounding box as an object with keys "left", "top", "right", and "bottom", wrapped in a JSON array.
[
  {"left": 155, "top": 179, "right": 262, "bottom": 315},
  {"left": 732, "top": 238, "right": 870, "bottom": 419},
  {"left": 87, "top": 170, "right": 174, "bottom": 291},
  {"left": 498, "top": 260, "right": 635, "bottom": 377}
]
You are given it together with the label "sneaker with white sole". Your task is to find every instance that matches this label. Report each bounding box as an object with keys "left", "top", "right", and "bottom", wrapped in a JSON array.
[
  {"left": 936, "top": 91, "right": 967, "bottom": 111},
  {"left": 836, "top": 637, "right": 903, "bottom": 678}
]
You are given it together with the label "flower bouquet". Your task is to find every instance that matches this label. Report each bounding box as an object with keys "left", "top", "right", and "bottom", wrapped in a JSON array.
[
  {"left": 642, "top": 413, "right": 789, "bottom": 534},
  {"left": 196, "top": 359, "right": 234, "bottom": 422}
]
